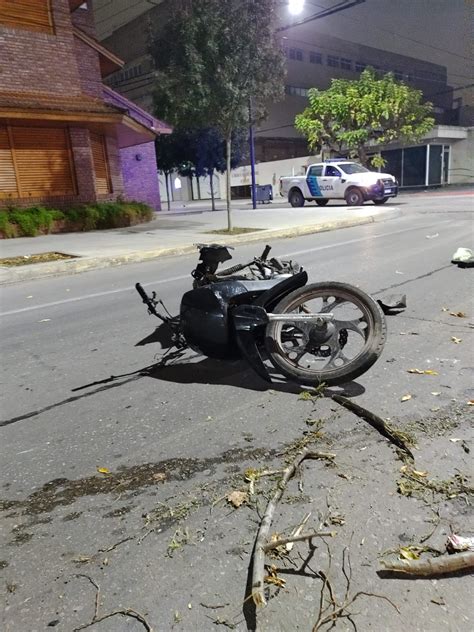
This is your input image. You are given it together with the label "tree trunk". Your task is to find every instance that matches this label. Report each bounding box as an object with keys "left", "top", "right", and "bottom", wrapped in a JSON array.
[
  {"left": 226, "top": 135, "right": 233, "bottom": 231},
  {"left": 358, "top": 145, "right": 369, "bottom": 167},
  {"left": 209, "top": 170, "right": 216, "bottom": 211},
  {"left": 196, "top": 175, "right": 201, "bottom": 200},
  {"left": 165, "top": 172, "right": 171, "bottom": 211}
]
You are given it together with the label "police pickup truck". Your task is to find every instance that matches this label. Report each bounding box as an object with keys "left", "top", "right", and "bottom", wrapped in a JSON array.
[{"left": 280, "top": 160, "right": 398, "bottom": 207}]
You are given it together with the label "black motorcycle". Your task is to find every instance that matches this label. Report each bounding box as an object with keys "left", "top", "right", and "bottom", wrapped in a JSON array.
[{"left": 135, "top": 244, "right": 386, "bottom": 386}]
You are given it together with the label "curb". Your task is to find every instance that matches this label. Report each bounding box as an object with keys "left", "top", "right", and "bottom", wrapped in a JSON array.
[{"left": 0, "top": 208, "right": 400, "bottom": 285}]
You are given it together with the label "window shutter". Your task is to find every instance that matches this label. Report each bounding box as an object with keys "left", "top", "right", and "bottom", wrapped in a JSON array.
[
  {"left": 0, "top": 0, "right": 53, "bottom": 34},
  {"left": 10, "top": 127, "right": 76, "bottom": 197},
  {"left": 0, "top": 126, "right": 19, "bottom": 198},
  {"left": 90, "top": 133, "right": 112, "bottom": 194}
]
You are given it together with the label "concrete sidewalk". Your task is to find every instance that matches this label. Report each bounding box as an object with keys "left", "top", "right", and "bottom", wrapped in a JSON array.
[{"left": 0, "top": 201, "right": 401, "bottom": 284}]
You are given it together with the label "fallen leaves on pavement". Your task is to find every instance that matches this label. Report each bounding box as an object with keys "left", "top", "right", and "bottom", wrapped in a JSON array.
[{"left": 226, "top": 490, "right": 248, "bottom": 508}]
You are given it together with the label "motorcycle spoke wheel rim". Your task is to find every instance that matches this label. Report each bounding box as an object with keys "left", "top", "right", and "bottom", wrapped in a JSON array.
[{"left": 272, "top": 290, "right": 373, "bottom": 377}]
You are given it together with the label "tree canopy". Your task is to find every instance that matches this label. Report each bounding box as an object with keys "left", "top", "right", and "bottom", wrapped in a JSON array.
[
  {"left": 295, "top": 69, "right": 435, "bottom": 166},
  {"left": 155, "top": 127, "right": 247, "bottom": 210},
  {"left": 149, "top": 0, "right": 285, "bottom": 228}
]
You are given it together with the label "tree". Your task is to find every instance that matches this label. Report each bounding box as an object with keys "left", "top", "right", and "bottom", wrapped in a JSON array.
[
  {"left": 295, "top": 68, "right": 435, "bottom": 167},
  {"left": 150, "top": 0, "right": 285, "bottom": 230},
  {"left": 191, "top": 128, "right": 247, "bottom": 210},
  {"left": 155, "top": 131, "right": 189, "bottom": 210}
]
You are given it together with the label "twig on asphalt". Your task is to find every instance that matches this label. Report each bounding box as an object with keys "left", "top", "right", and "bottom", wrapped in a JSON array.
[
  {"left": 98, "top": 536, "right": 133, "bottom": 553},
  {"left": 312, "top": 549, "right": 400, "bottom": 631},
  {"left": 73, "top": 574, "right": 153, "bottom": 631},
  {"left": 263, "top": 530, "right": 336, "bottom": 552}
]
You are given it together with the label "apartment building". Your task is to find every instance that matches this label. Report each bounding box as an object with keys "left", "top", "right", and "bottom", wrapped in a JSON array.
[{"left": 93, "top": 0, "right": 472, "bottom": 195}]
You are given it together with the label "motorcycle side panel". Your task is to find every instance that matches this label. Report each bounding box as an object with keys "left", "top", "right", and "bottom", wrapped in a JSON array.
[
  {"left": 180, "top": 281, "right": 252, "bottom": 358},
  {"left": 179, "top": 273, "right": 308, "bottom": 360}
]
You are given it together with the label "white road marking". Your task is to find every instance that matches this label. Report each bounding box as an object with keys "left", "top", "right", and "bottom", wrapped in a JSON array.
[
  {"left": 0, "top": 275, "right": 188, "bottom": 317},
  {"left": 0, "top": 220, "right": 454, "bottom": 318}
]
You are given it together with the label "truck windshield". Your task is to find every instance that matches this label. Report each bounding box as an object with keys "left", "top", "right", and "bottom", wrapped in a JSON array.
[{"left": 339, "top": 163, "right": 370, "bottom": 174}]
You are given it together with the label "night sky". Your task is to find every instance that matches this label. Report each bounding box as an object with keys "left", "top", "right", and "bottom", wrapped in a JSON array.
[{"left": 285, "top": 0, "right": 472, "bottom": 88}]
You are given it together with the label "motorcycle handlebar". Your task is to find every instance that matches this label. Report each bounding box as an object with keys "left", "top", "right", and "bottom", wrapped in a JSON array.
[
  {"left": 261, "top": 245, "right": 271, "bottom": 261},
  {"left": 135, "top": 282, "right": 149, "bottom": 302}
]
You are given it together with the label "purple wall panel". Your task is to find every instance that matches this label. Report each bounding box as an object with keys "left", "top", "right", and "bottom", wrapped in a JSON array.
[{"left": 120, "top": 142, "right": 161, "bottom": 211}]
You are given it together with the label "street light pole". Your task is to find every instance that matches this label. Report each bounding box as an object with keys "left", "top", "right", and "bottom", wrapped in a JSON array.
[{"left": 249, "top": 99, "right": 257, "bottom": 209}]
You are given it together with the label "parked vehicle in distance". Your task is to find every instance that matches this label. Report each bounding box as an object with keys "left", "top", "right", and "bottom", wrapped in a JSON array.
[{"left": 279, "top": 159, "right": 398, "bottom": 207}]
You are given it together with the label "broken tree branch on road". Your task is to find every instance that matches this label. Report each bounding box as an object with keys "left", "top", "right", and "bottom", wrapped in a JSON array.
[
  {"left": 380, "top": 550, "right": 474, "bottom": 576},
  {"left": 331, "top": 394, "right": 415, "bottom": 461},
  {"left": 251, "top": 448, "right": 336, "bottom": 607}
]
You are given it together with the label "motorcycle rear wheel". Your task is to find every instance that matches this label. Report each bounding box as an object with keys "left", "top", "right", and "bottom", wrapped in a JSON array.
[{"left": 265, "top": 282, "right": 386, "bottom": 386}]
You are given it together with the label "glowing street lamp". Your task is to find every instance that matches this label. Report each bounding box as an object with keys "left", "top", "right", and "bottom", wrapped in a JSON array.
[{"left": 288, "top": 0, "right": 305, "bottom": 15}]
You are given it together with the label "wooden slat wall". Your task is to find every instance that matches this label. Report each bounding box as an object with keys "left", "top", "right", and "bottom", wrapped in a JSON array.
[
  {"left": 0, "top": 126, "right": 19, "bottom": 198},
  {"left": 90, "top": 133, "right": 112, "bottom": 195},
  {"left": 10, "top": 127, "right": 76, "bottom": 197},
  {"left": 0, "top": 0, "right": 53, "bottom": 33}
]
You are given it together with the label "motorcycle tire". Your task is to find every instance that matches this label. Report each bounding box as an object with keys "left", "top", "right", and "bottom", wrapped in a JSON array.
[{"left": 265, "top": 282, "right": 386, "bottom": 386}]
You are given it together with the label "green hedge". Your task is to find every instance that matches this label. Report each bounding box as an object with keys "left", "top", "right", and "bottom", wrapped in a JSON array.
[{"left": 0, "top": 201, "right": 153, "bottom": 238}]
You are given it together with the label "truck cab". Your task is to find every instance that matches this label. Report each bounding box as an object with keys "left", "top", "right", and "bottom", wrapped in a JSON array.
[{"left": 280, "top": 160, "right": 398, "bottom": 207}]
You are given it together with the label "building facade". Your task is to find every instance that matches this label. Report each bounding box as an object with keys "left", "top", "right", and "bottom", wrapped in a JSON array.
[
  {"left": 0, "top": 0, "right": 171, "bottom": 211},
  {"left": 93, "top": 0, "right": 473, "bottom": 197}
]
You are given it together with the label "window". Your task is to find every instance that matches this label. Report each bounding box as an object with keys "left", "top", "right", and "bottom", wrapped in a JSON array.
[
  {"left": 309, "top": 51, "right": 322, "bottom": 64},
  {"left": 339, "top": 163, "right": 370, "bottom": 174},
  {"left": 324, "top": 165, "right": 342, "bottom": 177},
  {"left": 340, "top": 58, "right": 352, "bottom": 70},
  {"left": 286, "top": 85, "right": 308, "bottom": 97},
  {"left": 0, "top": 126, "right": 76, "bottom": 198},
  {"left": 355, "top": 62, "right": 366, "bottom": 72},
  {"left": 327, "top": 55, "right": 339, "bottom": 68},
  {"left": 308, "top": 165, "right": 323, "bottom": 177},
  {"left": 90, "top": 133, "right": 112, "bottom": 194},
  {"left": 0, "top": 127, "right": 18, "bottom": 199},
  {"left": 0, "top": 0, "right": 53, "bottom": 34},
  {"left": 289, "top": 48, "right": 304, "bottom": 61}
]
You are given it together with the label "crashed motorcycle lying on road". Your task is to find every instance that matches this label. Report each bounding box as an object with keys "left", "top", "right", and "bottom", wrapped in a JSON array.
[{"left": 135, "top": 244, "right": 387, "bottom": 386}]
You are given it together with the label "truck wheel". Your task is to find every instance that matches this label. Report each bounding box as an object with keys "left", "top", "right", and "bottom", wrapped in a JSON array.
[
  {"left": 345, "top": 188, "right": 364, "bottom": 206},
  {"left": 315, "top": 199, "right": 329, "bottom": 206},
  {"left": 373, "top": 197, "right": 388, "bottom": 205},
  {"left": 289, "top": 189, "right": 305, "bottom": 208}
]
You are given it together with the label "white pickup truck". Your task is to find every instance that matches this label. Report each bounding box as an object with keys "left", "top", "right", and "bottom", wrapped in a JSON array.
[{"left": 280, "top": 160, "right": 398, "bottom": 207}]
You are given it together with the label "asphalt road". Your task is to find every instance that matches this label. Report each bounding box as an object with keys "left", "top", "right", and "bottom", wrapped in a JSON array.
[{"left": 1, "top": 194, "right": 473, "bottom": 632}]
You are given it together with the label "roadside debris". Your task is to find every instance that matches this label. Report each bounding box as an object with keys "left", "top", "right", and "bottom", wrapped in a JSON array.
[
  {"left": 407, "top": 368, "right": 438, "bottom": 375},
  {"left": 314, "top": 549, "right": 400, "bottom": 630},
  {"left": 401, "top": 394, "right": 412, "bottom": 402},
  {"left": 73, "top": 574, "right": 153, "bottom": 631},
  {"left": 451, "top": 247, "right": 474, "bottom": 268},
  {"left": 226, "top": 490, "right": 248, "bottom": 508},
  {"left": 396, "top": 466, "right": 473, "bottom": 500},
  {"left": 331, "top": 394, "right": 415, "bottom": 460},
  {"left": 376, "top": 294, "right": 406, "bottom": 314},
  {"left": 447, "top": 534, "right": 474, "bottom": 552},
  {"left": 381, "top": 534, "right": 474, "bottom": 577},
  {"left": 251, "top": 448, "right": 335, "bottom": 607}
]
